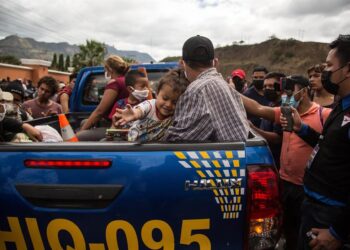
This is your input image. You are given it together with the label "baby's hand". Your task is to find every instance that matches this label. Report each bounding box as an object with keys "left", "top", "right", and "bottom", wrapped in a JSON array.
[{"left": 113, "top": 104, "right": 136, "bottom": 126}]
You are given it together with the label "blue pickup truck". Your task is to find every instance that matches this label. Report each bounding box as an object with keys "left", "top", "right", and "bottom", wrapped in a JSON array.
[
  {"left": 69, "top": 62, "right": 179, "bottom": 112},
  {"left": 0, "top": 62, "right": 282, "bottom": 250}
]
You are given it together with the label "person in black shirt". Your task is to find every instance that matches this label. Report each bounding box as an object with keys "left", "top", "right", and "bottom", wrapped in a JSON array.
[
  {"left": 281, "top": 35, "right": 350, "bottom": 249},
  {"left": 243, "top": 66, "right": 270, "bottom": 127},
  {"left": 250, "top": 72, "right": 285, "bottom": 169}
]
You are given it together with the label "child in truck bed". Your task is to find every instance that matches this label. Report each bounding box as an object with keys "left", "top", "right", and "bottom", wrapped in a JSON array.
[{"left": 112, "top": 69, "right": 188, "bottom": 142}]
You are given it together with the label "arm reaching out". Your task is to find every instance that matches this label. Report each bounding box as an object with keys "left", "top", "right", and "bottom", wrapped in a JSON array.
[{"left": 113, "top": 104, "right": 143, "bottom": 127}]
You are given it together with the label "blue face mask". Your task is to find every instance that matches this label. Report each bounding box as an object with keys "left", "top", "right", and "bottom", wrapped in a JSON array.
[
  {"left": 281, "top": 88, "right": 305, "bottom": 108},
  {"left": 281, "top": 95, "right": 300, "bottom": 108}
]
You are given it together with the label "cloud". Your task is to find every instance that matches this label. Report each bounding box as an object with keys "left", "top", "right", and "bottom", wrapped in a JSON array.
[
  {"left": 0, "top": 0, "right": 349, "bottom": 61},
  {"left": 287, "top": 0, "right": 350, "bottom": 16}
]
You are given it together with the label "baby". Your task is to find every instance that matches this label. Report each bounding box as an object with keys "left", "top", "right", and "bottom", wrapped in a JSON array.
[{"left": 113, "top": 69, "right": 188, "bottom": 142}]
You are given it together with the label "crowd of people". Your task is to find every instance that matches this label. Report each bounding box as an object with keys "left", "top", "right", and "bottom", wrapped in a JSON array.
[{"left": 0, "top": 34, "right": 349, "bottom": 249}]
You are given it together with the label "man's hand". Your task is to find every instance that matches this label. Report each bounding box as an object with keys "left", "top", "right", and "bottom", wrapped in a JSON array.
[
  {"left": 25, "top": 107, "right": 33, "bottom": 116},
  {"left": 309, "top": 228, "right": 342, "bottom": 250},
  {"left": 113, "top": 104, "right": 138, "bottom": 127},
  {"left": 280, "top": 106, "right": 302, "bottom": 132},
  {"left": 22, "top": 123, "right": 43, "bottom": 142}
]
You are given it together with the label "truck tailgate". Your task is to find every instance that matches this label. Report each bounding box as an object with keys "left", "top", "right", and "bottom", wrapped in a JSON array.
[{"left": 0, "top": 143, "right": 247, "bottom": 250}]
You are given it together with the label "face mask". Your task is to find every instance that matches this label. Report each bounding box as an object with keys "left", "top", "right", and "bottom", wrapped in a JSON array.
[
  {"left": 131, "top": 87, "right": 149, "bottom": 101},
  {"left": 321, "top": 64, "right": 349, "bottom": 95},
  {"left": 105, "top": 71, "right": 111, "bottom": 81},
  {"left": 0, "top": 104, "right": 6, "bottom": 122},
  {"left": 281, "top": 88, "right": 304, "bottom": 108},
  {"left": 233, "top": 78, "right": 244, "bottom": 92},
  {"left": 253, "top": 79, "right": 264, "bottom": 90},
  {"left": 264, "top": 89, "right": 278, "bottom": 102},
  {"left": 281, "top": 95, "right": 299, "bottom": 108}
]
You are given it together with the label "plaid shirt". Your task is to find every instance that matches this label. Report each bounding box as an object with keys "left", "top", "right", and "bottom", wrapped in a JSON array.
[{"left": 164, "top": 68, "right": 249, "bottom": 142}]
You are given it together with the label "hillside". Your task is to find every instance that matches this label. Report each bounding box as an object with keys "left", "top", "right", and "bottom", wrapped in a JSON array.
[
  {"left": 216, "top": 38, "right": 329, "bottom": 80},
  {"left": 162, "top": 38, "right": 329, "bottom": 80},
  {"left": 0, "top": 35, "right": 155, "bottom": 63}
]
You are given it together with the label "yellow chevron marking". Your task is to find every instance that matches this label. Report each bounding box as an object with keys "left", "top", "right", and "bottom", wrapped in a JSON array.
[
  {"left": 214, "top": 170, "right": 222, "bottom": 177},
  {"left": 212, "top": 160, "right": 221, "bottom": 168},
  {"left": 231, "top": 169, "right": 237, "bottom": 177},
  {"left": 221, "top": 205, "right": 224, "bottom": 212},
  {"left": 213, "top": 189, "right": 219, "bottom": 196},
  {"left": 237, "top": 197, "right": 241, "bottom": 204},
  {"left": 235, "top": 188, "right": 240, "bottom": 195},
  {"left": 233, "top": 160, "right": 240, "bottom": 167},
  {"left": 190, "top": 160, "right": 201, "bottom": 168},
  {"left": 224, "top": 189, "right": 229, "bottom": 196},
  {"left": 196, "top": 170, "right": 206, "bottom": 178},
  {"left": 219, "top": 197, "right": 224, "bottom": 204},
  {"left": 225, "top": 151, "right": 233, "bottom": 159},
  {"left": 199, "top": 151, "right": 210, "bottom": 159},
  {"left": 174, "top": 152, "right": 186, "bottom": 159}
]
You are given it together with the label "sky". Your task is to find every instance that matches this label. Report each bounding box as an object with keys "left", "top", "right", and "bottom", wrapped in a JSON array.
[{"left": 0, "top": 0, "right": 349, "bottom": 61}]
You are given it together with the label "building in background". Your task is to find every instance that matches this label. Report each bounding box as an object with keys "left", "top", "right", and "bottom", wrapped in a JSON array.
[{"left": 0, "top": 59, "right": 70, "bottom": 86}]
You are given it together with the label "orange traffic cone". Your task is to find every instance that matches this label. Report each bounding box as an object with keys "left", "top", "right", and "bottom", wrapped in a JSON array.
[{"left": 58, "top": 114, "right": 79, "bottom": 142}]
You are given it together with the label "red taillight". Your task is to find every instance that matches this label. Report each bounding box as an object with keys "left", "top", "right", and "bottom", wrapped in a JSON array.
[
  {"left": 24, "top": 159, "right": 111, "bottom": 168},
  {"left": 247, "top": 165, "right": 281, "bottom": 250},
  {"left": 248, "top": 165, "right": 279, "bottom": 219}
]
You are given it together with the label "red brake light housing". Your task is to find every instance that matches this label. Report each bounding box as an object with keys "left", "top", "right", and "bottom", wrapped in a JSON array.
[
  {"left": 24, "top": 159, "right": 112, "bottom": 168},
  {"left": 247, "top": 165, "right": 281, "bottom": 250}
]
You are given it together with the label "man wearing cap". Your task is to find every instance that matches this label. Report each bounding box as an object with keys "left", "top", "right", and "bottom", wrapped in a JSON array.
[
  {"left": 0, "top": 89, "right": 42, "bottom": 142},
  {"left": 164, "top": 35, "right": 249, "bottom": 141},
  {"left": 230, "top": 68, "right": 247, "bottom": 93},
  {"left": 5, "top": 81, "right": 32, "bottom": 122}
]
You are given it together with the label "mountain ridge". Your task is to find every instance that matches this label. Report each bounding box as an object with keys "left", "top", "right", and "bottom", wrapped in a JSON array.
[{"left": 0, "top": 35, "right": 155, "bottom": 63}]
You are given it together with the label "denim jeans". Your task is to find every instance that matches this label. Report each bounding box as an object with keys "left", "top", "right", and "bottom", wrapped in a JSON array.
[{"left": 298, "top": 197, "right": 346, "bottom": 249}]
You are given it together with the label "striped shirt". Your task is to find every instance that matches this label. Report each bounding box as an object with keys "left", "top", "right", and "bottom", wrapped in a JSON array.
[{"left": 164, "top": 68, "right": 249, "bottom": 142}]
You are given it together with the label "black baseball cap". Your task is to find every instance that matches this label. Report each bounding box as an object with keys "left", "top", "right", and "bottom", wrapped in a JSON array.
[
  {"left": 6, "top": 81, "right": 25, "bottom": 100},
  {"left": 182, "top": 35, "right": 214, "bottom": 62}
]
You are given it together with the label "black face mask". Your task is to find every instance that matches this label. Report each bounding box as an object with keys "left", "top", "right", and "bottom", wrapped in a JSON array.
[
  {"left": 253, "top": 79, "right": 264, "bottom": 90},
  {"left": 233, "top": 78, "right": 244, "bottom": 92},
  {"left": 321, "top": 64, "right": 349, "bottom": 95},
  {"left": 264, "top": 89, "right": 279, "bottom": 102}
]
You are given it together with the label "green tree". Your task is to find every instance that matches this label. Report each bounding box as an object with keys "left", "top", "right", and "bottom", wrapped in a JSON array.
[
  {"left": 58, "top": 54, "right": 64, "bottom": 71},
  {"left": 51, "top": 53, "right": 57, "bottom": 69},
  {"left": 77, "top": 40, "right": 106, "bottom": 67},
  {"left": 160, "top": 56, "right": 181, "bottom": 62},
  {"left": 122, "top": 56, "right": 137, "bottom": 64},
  {"left": 0, "top": 55, "right": 21, "bottom": 65},
  {"left": 65, "top": 55, "right": 70, "bottom": 70},
  {"left": 72, "top": 54, "right": 81, "bottom": 73}
]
